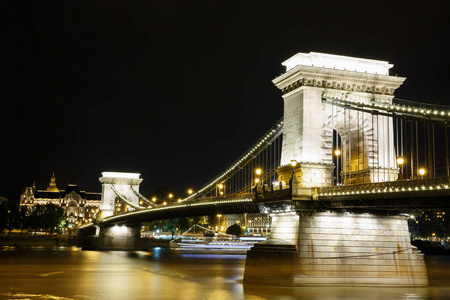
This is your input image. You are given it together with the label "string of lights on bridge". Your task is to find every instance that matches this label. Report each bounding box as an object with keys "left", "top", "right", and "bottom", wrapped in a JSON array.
[
  {"left": 322, "top": 95, "right": 450, "bottom": 121},
  {"left": 319, "top": 183, "right": 450, "bottom": 197},
  {"left": 79, "top": 197, "right": 255, "bottom": 226},
  {"left": 180, "top": 118, "right": 284, "bottom": 203}
]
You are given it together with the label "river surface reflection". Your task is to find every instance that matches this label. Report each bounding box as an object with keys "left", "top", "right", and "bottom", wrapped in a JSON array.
[{"left": 1, "top": 246, "right": 450, "bottom": 300}]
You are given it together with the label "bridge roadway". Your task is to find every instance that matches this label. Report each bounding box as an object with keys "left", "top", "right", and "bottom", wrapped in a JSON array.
[
  {"left": 91, "top": 176, "right": 450, "bottom": 227},
  {"left": 97, "top": 194, "right": 259, "bottom": 225},
  {"left": 254, "top": 176, "right": 450, "bottom": 213}
]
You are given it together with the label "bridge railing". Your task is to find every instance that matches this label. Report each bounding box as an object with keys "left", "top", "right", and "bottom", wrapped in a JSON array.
[{"left": 318, "top": 177, "right": 450, "bottom": 197}]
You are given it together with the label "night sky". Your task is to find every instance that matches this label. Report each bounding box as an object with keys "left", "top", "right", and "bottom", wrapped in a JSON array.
[{"left": 2, "top": 1, "right": 450, "bottom": 203}]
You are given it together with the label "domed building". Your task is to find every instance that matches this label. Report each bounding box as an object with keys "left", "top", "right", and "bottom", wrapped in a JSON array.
[{"left": 19, "top": 173, "right": 101, "bottom": 228}]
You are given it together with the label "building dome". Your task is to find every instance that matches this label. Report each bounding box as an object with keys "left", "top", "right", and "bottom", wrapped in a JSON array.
[{"left": 46, "top": 172, "right": 59, "bottom": 192}]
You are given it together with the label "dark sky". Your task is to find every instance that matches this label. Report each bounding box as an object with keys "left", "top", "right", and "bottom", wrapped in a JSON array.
[{"left": 2, "top": 1, "right": 450, "bottom": 202}]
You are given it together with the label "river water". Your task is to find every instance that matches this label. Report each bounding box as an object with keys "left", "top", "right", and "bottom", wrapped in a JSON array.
[{"left": 1, "top": 246, "right": 450, "bottom": 300}]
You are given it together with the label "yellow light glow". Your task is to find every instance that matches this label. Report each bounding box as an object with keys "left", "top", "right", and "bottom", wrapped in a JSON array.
[
  {"left": 255, "top": 168, "right": 262, "bottom": 175},
  {"left": 152, "top": 197, "right": 156, "bottom": 202},
  {"left": 419, "top": 168, "right": 426, "bottom": 176},
  {"left": 291, "top": 160, "right": 297, "bottom": 167},
  {"left": 188, "top": 189, "right": 193, "bottom": 195},
  {"left": 168, "top": 193, "right": 173, "bottom": 198},
  {"left": 397, "top": 157, "right": 404, "bottom": 165},
  {"left": 334, "top": 149, "right": 341, "bottom": 156},
  {"left": 255, "top": 178, "right": 260, "bottom": 184},
  {"left": 163, "top": 201, "right": 167, "bottom": 205},
  {"left": 218, "top": 184, "right": 223, "bottom": 189}
]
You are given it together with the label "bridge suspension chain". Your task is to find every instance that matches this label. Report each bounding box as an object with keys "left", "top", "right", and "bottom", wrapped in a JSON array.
[
  {"left": 111, "top": 186, "right": 143, "bottom": 211},
  {"left": 182, "top": 118, "right": 284, "bottom": 202},
  {"left": 130, "top": 187, "right": 157, "bottom": 207}
]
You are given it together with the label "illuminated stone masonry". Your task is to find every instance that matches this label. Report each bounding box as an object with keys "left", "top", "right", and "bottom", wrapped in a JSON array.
[
  {"left": 295, "top": 212, "right": 427, "bottom": 286},
  {"left": 99, "top": 172, "right": 143, "bottom": 218},
  {"left": 273, "top": 52, "right": 405, "bottom": 187}
]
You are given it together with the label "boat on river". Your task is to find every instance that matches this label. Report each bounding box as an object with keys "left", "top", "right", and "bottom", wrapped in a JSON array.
[{"left": 169, "top": 224, "right": 266, "bottom": 249}]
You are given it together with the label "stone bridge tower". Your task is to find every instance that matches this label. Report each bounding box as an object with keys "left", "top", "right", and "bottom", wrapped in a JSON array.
[
  {"left": 98, "top": 172, "right": 143, "bottom": 218},
  {"left": 273, "top": 52, "right": 406, "bottom": 187}
]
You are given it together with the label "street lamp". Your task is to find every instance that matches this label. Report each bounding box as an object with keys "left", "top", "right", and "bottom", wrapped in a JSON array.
[
  {"left": 334, "top": 149, "right": 341, "bottom": 185},
  {"left": 397, "top": 157, "right": 404, "bottom": 180},
  {"left": 218, "top": 184, "right": 223, "bottom": 196},
  {"left": 291, "top": 160, "right": 297, "bottom": 173},
  {"left": 419, "top": 168, "right": 426, "bottom": 179},
  {"left": 187, "top": 189, "right": 193, "bottom": 195}
]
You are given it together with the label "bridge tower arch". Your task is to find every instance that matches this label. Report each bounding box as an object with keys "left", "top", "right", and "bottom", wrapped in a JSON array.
[{"left": 273, "top": 52, "right": 405, "bottom": 187}]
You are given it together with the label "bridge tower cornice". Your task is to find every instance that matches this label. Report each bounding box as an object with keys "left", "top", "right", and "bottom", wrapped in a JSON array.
[{"left": 273, "top": 65, "right": 406, "bottom": 98}]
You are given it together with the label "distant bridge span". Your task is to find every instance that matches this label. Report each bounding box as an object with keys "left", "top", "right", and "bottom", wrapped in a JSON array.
[{"left": 96, "top": 196, "right": 259, "bottom": 225}]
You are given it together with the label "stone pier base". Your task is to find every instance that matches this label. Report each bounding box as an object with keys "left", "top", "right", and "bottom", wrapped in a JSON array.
[
  {"left": 295, "top": 212, "right": 428, "bottom": 286},
  {"left": 245, "top": 211, "right": 428, "bottom": 287},
  {"left": 244, "top": 239, "right": 298, "bottom": 286},
  {"left": 77, "top": 224, "right": 144, "bottom": 250}
]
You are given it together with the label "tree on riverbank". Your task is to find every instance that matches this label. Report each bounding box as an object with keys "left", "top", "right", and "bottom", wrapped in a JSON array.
[{"left": 25, "top": 204, "right": 65, "bottom": 234}]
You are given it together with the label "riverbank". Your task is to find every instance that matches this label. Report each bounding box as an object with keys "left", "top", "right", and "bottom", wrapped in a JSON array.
[{"left": 0, "top": 237, "right": 75, "bottom": 247}]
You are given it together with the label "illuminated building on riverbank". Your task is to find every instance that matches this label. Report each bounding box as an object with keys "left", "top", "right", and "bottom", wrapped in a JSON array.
[{"left": 19, "top": 173, "right": 101, "bottom": 228}]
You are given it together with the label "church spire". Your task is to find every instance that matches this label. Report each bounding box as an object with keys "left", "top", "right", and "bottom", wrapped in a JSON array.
[{"left": 47, "top": 172, "right": 59, "bottom": 192}]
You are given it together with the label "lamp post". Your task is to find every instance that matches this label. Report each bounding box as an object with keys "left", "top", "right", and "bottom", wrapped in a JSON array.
[
  {"left": 255, "top": 168, "right": 262, "bottom": 193},
  {"left": 217, "top": 184, "right": 223, "bottom": 196},
  {"left": 397, "top": 157, "right": 404, "bottom": 180},
  {"left": 255, "top": 168, "right": 262, "bottom": 183},
  {"left": 291, "top": 160, "right": 297, "bottom": 173},
  {"left": 334, "top": 149, "right": 341, "bottom": 185}
]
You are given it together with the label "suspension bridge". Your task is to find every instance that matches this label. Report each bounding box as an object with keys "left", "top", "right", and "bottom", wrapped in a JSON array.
[{"left": 78, "top": 52, "right": 450, "bottom": 287}]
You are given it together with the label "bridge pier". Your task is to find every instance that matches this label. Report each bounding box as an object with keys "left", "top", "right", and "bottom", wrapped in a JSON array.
[
  {"left": 245, "top": 210, "right": 428, "bottom": 286},
  {"left": 76, "top": 224, "right": 148, "bottom": 250}
]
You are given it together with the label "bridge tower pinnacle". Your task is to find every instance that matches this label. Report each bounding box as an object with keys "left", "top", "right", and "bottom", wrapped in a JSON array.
[{"left": 273, "top": 52, "right": 406, "bottom": 187}]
